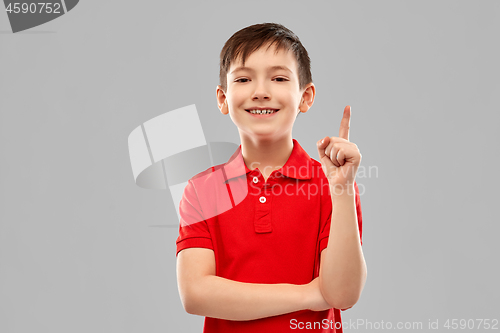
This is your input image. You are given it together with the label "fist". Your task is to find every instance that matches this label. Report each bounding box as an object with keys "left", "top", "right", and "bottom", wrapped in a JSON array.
[{"left": 316, "top": 106, "right": 362, "bottom": 188}]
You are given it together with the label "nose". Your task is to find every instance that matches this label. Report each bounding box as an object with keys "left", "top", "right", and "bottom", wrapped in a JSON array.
[{"left": 251, "top": 80, "right": 271, "bottom": 101}]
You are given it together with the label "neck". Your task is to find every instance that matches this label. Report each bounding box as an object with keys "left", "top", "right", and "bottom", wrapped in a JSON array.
[{"left": 239, "top": 134, "right": 294, "bottom": 176}]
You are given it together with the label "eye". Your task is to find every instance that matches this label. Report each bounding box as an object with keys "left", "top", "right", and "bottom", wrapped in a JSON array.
[
  {"left": 235, "top": 78, "right": 249, "bottom": 83},
  {"left": 274, "top": 77, "right": 288, "bottom": 82}
]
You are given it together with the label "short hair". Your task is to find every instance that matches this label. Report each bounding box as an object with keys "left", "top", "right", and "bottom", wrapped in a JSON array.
[{"left": 219, "top": 22, "right": 313, "bottom": 93}]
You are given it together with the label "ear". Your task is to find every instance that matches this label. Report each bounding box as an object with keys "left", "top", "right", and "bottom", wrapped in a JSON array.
[
  {"left": 216, "top": 85, "right": 229, "bottom": 115},
  {"left": 298, "top": 83, "right": 316, "bottom": 113}
]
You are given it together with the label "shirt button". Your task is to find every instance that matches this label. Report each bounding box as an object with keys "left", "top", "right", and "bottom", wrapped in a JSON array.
[
  {"left": 259, "top": 196, "right": 266, "bottom": 203},
  {"left": 253, "top": 176, "right": 259, "bottom": 183}
]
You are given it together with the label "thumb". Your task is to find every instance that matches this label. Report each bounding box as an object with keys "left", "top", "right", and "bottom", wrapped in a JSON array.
[
  {"left": 317, "top": 136, "right": 333, "bottom": 178},
  {"left": 317, "top": 136, "right": 330, "bottom": 157},
  {"left": 317, "top": 136, "right": 332, "bottom": 165}
]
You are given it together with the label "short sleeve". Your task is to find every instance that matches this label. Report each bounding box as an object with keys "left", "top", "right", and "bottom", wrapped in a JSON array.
[
  {"left": 318, "top": 180, "right": 363, "bottom": 255},
  {"left": 175, "top": 179, "right": 214, "bottom": 257}
]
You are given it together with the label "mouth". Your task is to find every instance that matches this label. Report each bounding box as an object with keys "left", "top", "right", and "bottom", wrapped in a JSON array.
[{"left": 245, "top": 109, "right": 280, "bottom": 116}]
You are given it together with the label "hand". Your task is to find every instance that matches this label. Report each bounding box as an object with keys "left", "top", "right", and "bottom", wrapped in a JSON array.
[
  {"left": 303, "top": 277, "right": 332, "bottom": 312},
  {"left": 316, "top": 105, "right": 362, "bottom": 188}
]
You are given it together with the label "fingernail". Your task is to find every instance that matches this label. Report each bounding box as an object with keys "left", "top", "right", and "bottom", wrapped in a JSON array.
[{"left": 321, "top": 139, "right": 324, "bottom": 144}]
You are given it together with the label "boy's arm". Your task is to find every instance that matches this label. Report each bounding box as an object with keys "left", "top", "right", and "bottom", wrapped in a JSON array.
[
  {"left": 316, "top": 106, "right": 367, "bottom": 310},
  {"left": 177, "top": 247, "right": 322, "bottom": 321},
  {"left": 319, "top": 185, "right": 367, "bottom": 310}
]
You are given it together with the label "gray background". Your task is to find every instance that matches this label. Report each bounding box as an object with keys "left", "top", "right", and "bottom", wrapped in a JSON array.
[{"left": 1, "top": 1, "right": 499, "bottom": 332}]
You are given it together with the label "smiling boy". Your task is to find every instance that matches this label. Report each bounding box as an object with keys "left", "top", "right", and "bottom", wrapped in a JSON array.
[{"left": 175, "top": 22, "right": 366, "bottom": 332}]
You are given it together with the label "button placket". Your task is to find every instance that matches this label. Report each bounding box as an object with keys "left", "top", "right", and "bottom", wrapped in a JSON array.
[{"left": 254, "top": 187, "right": 272, "bottom": 234}]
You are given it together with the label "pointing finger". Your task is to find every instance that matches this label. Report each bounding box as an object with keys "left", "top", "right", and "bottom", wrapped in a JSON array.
[{"left": 339, "top": 105, "right": 351, "bottom": 141}]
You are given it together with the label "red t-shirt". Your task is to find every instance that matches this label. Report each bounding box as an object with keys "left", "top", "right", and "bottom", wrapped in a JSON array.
[{"left": 176, "top": 138, "right": 363, "bottom": 332}]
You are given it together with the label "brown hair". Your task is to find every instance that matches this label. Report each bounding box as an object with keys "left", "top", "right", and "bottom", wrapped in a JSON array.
[{"left": 219, "top": 22, "right": 313, "bottom": 93}]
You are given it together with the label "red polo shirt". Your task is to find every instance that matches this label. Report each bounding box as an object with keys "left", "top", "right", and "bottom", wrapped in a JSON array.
[{"left": 176, "top": 138, "right": 363, "bottom": 332}]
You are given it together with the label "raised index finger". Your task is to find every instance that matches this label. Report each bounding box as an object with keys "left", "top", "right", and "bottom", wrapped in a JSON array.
[{"left": 339, "top": 105, "right": 351, "bottom": 141}]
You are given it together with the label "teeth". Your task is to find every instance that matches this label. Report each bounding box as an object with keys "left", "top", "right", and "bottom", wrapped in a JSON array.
[{"left": 248, "top": 109, "right": 277, "bottom": 114}]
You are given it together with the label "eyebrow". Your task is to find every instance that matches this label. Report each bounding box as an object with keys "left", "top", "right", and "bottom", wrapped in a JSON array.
[{"left": 229, "top": 65, "right": 293, "bottom": 75}]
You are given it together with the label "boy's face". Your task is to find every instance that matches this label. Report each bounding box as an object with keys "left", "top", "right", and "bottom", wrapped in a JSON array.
[{"left": 217, "top": 43, "right": 315, "bottom": 141}]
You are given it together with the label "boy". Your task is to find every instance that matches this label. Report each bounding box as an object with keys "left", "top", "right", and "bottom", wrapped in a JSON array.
[{"left": 175, "top": 22, "right": 366, "bottom": 332}]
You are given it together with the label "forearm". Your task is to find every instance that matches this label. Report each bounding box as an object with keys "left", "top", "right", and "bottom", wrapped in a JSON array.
[
  {"left": 319, "top": 186, "right": 367, "bottom": 309},
  {"left": 187, "top": 275, "right": 307, "bottom": 321}
]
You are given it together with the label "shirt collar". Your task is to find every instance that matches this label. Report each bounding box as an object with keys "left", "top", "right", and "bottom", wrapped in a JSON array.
[{"left": 221, "top": 138, "right": 312, "bottom": 183}]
